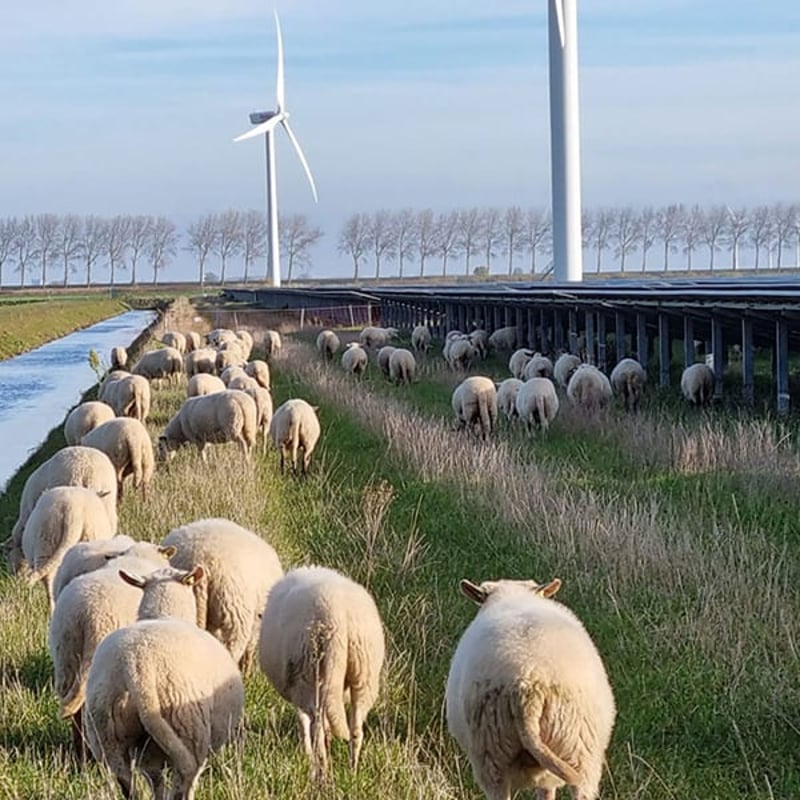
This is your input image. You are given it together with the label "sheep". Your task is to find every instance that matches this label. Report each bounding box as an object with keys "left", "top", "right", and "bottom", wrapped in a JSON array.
[
  {"left": 610, "top": 358, "right": 647, "bottom": 412},
  {"left": 159, "top": 390, "right": 257, "bottom": 462},
  {"left": 259, "top": 566, "right": 385, "bottom": 780},
  {"left": 524, "top": 353, "right": 555, "bottom": 381},
  {"left": 184, "top": 330, "right": 203, "bottom": 352},
  {"left": 184, "top": 348, "right": 217, "bottom": 377},
  {"left": 411, "top": 324, "right": 432, "bottom": 354},
  {"left": 515, "top": 377, "right": 560, "bottom": 432},
  {"left": 163, "top": 517, "right": 284, "bottom": 669},
  {"left": 447, "top": 337, "right": 477, "bottom": 371},
  {"left": 132, "top": 347, "right": 183, "bottom": 384},
  {"left": 389, "top": 348, "right": 416, "bottom": 385},
  {"left": 84, "top": 565, "right": 244, "bottom": 799},
  {"left": 488, "top": 326, "right": 519, "bottom": 352},
  {"left": 442, "top": 330, "right": 464, "bottom": 362},
  {"left": 220, "top": 365, "right": 247, "bottom": 386},
  {"left": 207, "top": 328, "right": 236, "bottom": 348},
  {"left": 495, "top": 378, "right": 524, "bottom": 422},
  {"left": 244, "top": 384, "right": 273, "bottom": 453},
  {"left": 263, "top": 329, "right": 282, "bottom": 359},
  {"left": 554, "top": 353, "right": 582, "bottom": 389},
  {"left": 99, "top": 373, "right": 151, "bottom": 423},
  {"left": 376, "top": 345, "right": 397, "bottom": 379},
  {"left": 681, "top": 362, "right": 715, "bottom": 406},
  {"left": 509, "top": 348, "right": 535, "bottom": 380},
  {"left": 4, "top": 486, "right": 116, "bottom": 613},
  {"left": 235, "top": 329, "right": 254, "bottom": 360},
  {"left": 316, "top": 329, "right": 342, "bottom": 361},
  {"left": 187, "top": 373, "right": 226, "bottom": 398},
  {"left": 359, "top": 325, "right": 398, "bottom": 349},
  {"left": 245, "top": 359, "right": 271, "bottom": 390},
  {"left": 567, "top": 365, "right": 613, "bottom": 412},
  {"left": 161, "top": 331, "right": 186, "bottom": 354},
  {"left": 452, "top": 376, "right": 498, "bottom": 441},
  {"left": 269, "top": 398, "right": 321, "bottom": 475},
  {"left": 81, "top": 417, "right": 155, "bottom": 500},
  {"left": 64, "top": 401, "right": 116, "bottom": 446},
  {"left": 469, "top": 329, "right": 489, "bottom": 359},
  {"left": 216, "top": 346, "right": 246, "bottom": 375},
  {"left": 109, "top": 346, "right": 127, "bottom": 371},
  {"left": 341, "top": 342, "right": 368, "bottom": 377},
  {"left": 446, "top": 577, "right": 616, "bottom": 800},
  {"left": 8, "top": 446, "right": 118, "bottom": 553}
]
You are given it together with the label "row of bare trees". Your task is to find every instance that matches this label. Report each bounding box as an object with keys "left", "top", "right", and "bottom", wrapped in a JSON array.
[
  {"left": 338, "top": 203, "right": 800, "bottom": 279},
  {"left": 0, "top": 211, "right": 323, "bottom": 288}
]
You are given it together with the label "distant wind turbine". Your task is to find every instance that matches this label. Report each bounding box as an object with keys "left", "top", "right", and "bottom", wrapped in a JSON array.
[{"left": 234, "top": 10, "right": 318, "bottom": 288}]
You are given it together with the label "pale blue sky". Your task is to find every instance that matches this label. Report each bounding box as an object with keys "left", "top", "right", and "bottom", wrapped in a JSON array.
[{"left": 2, "top": 1, "right": 799, "bottom": 280}]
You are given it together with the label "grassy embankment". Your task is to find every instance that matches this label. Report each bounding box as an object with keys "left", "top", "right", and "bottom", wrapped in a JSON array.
[{"left": 1, "top": 325, "right": 799, "bottom": 799}]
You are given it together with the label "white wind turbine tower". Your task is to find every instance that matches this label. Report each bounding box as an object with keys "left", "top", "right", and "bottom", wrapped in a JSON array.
[
  {"left": 548, "top": 0, "right": 583, "bottom": 282},
  {"left": 234, "top": 10, "right": 318, "bottom": 288}
]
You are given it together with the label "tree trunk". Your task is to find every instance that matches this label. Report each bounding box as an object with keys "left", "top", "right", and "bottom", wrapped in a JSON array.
[
  {"left": 41, "top": 256, "right": 47, "bottom": 287},
  {"left": 287, "top": 255, "right": 294, "bottom": 284},
  {"left": 399, "top": 254, "right": 404, "bottom": 279},
  {"left": 353, "top": 258, "right": 359, "bottom": 280},
  {"left": 131, "top": 258, "right": 138, "bottom": 286},
  {"left": 375, "top": 256, "right": 380, "bottom": 280},
  {"left": 86, "top": 259, "right": 93, "bottom": 287},
  {"left": 221, "top": 256, "right": 227, "bottom": 286},
  {"left": 63, "top": 257, "right": 69, "bottom": 287},
  {"left": 464, "top": 245, "right": 471, "bottom": 276}
]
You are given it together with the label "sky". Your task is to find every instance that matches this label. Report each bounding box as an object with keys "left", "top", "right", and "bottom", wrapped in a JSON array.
[{"left": 2, "top": 1, "right": 800, "bottom": 282}]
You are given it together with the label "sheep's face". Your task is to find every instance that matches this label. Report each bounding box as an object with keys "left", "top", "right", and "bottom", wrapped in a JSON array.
[
  {"left": 157, "top": 436, "right": 176, "bottom": 462},
  {"left": 3, "top": 537, "right": 25, "bottom": 574},
  {"left": 460, "top": 577, "right": 562, "bottom": 606}
]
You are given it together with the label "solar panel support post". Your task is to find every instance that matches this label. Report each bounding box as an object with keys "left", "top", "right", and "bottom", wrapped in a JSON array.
[
  {"left": 658, "top": 314, "right": 671, "bottom": 387},
  {"left": 636, "top": 313, "right": 648, "bottom": 368},
  {"left": 711, "top": 317, "right": 725, "bottom": 399},
  {"left": 615, "top": 312, "right": 626, "bottom": 364},
  {"left": 683, "top": 317, "right": 694, "bottom": 368},
  {"left": 596, "top": 312, "right": 607, "bottom": 372},
  {"left": 742, "top": 318, "right": 754, "bottom": 404},
  {"left": 584, "top": 310, "right": 596, "bottom": 365},
  {"left": 776, "top": 319, "right": 790, "bottom": 415}
]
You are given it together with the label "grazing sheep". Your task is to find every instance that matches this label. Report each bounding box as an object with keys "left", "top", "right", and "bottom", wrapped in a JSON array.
[
  {"left": 359, "top": 326, "right": 399, "bottom": 350},
  {"left": 509, "top": 348, "right": 535, "bottom": 380},
  {"left": 515, "top": 377, "right": 560, "bottom": 432},
  {"left": 488, "top": 326, "right": 519, "bottom": 353},
  {"left": 554, "top": 353, "right": 582, "bottom": 388},
  {"left": 263, "top": 329, "right": 282, "bottom": 359},
  {"left": 342, "top": 342, "right": 368, "bottom": 377},
  {"left": 4, "top": 487, "right": 116, "bottom": 612},
  {"left": 81, "top": 417, "right": 155, "bottom": 500},
  {"left": 99, "top": 374, "right": 151, "bottom": 423},
  {"left": 184, "top": 330, "right": 203, "bottom": 352},
  {"left": 245, "top": 359, "right": 271, "bottom": 390},
  {"left": 446, "top": 577, "right": 616, "bottom": 800},
  {"left": 495, "top": 378, "right": 525, "bottom": 422},
  {"left": 447, "top": 337, "right": 477, "bottom": 371},
  {"left": 235, "top": 329, "right": 254, "bottom": 360},
  {"left": 269, "top": 398, "right": 321, "bottom": 475},
  {"left": 681, "top": 363, "right": 715, "bottom": 406},
  {"left": 610, "top": 358, "right": 647, "bottom": 412},
  {"left": 220, "top": 365, "right": 248, "bottom": 386},
  {"left": 110, "top": 346, "right": 127, "bottom": 371},
  {"left": 228, "top": 374, "right": 259, "bottom": 393},
  {"left": 524, "top": 353, "right": 555, "bottom": 381},
  {"left": 389, "top": 348, "right": 416, "bottom": 385},
  {"left": 132, "top": 347, "right": 183, "bottom": 384},
  {"left": 84, "top": 565, "right": 244, "bottom": 800},
  {"left": 316, "top": 330, "right": 341, "bottom": 361},
  {"left": 442, "top": 330, "right": 464, "bottom": 362},
  {"left": 244, "top": 385, "right": 274, "bottom": 454},
  {"left": 161, "top": 331, "right": 187, "bottom": 354},
  {"left": 411, "top": 324, "right": 432, "bottom": 354},
  {"left": 259, "top": 566, "right": 385, "bottom": 780},
  {"left": 452, "top": 377, "right": 498, "bottom": 441},
  {"left": 163, "top": 518, "right": 283, "bottom": 669},
  {"left": 376, "top": 345, "right": 397, "bottom": 379},
  {"left": 216, "top": 346, "right": 246, "bottom": 375},
  {"left": 469, "top": 329, "right": 489, "bottom": 359},
  {"left": 567, "top": 365, "right": 613, "bottom": 412},
  {"left": 184, "top": 348, "right": 217, "bottom": 377},
  {"left": 9, "top": 446, "right": 118, "bottom": 553},
  {"left": 64, "top": 401, "right": 116, "bottom": 446},
  {"left": 207, "top": 328, "right": 236, "bottom": 348},
  {"left": 187, "top": 373, "right": 226, "bottom": 398},
  {"left": 159, "top": 390, "right": 258, "bottom": 461}
]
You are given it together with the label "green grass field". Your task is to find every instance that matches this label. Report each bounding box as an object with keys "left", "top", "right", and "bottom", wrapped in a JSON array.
[{"left": 1, "top": 322, "right": 798, "bottom": 799}]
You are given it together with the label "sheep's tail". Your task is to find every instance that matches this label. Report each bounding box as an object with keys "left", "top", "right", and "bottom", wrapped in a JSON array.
[
  {"left": 27, "top": 506, "right": 81, "bottom": 586},
  {"left": 535, "top": 393, "right": 549, "bottom": 432},
  {"left": 478, "top": 393, "right": 492, "bottom": 440},
  {"left": 314, "top": 627, "right": 350, "bottom": 742},
  {"left": 59, "top": 630, "right": 89, "bottom": 719},
  {"left": 287, "top": 417, "right": 302, "bottom": 472}
]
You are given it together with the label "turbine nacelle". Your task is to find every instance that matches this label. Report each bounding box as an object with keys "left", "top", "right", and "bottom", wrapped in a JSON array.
[{"left": 249, "top": 110, "right": 280, "bottom": 125}]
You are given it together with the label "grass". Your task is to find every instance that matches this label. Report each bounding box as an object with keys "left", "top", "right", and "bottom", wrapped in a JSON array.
[{"left": 1, "top": 319, "right": 799, "bottom": 798}]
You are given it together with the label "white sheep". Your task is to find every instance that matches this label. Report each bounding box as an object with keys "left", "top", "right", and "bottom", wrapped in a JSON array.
[
  {"left": 342, "top": 342, "right": 368, "bottom": 377},
  {"left": 245, "top": 358, "right": 271, "bottom": 390},
  {"left": 495, "top": 378, "right": 524, "bottom": 422},
  {"left": 509, "top": 348, "right": 535, "bottom": 380},
  {"left": 469, "top": 329, "right": 489, "bottom": 359},
  {"left": 452, "top": 376, "right": 498, "bottom": 441},
  {"left": 187, "top": 372, "right": 226, "bottom": 398},
  {"left": 159, "top": 389, "right": 258, "bottom": 461},
  {"left": 567, "top": 365, "right": 613, "bottom": 412},
  {"left": 4, "top": 486, "right": 116, "bottom": 612},
  {"left": 411, "top": 324, "right": 432, "bottom": 354},
  {"left": 64, "top": 401, "right": 116, "bottom": 446},
  {"left": 207, "top": 328, "right": 236, "bottom": 348},
  {"left": 681, "top": 362, "right": 715, "bottom": 406},
  {"left": 163, "top": 517, "right": 283, "bottom": 669},
  {"left": 446, "top": 577, "right": 616, "bottom": 800},
  {"left": 610, "top": 358, "right": 647, "bottom": 412},
  {"left": 99, "top": 373, "right": 151, "bottom": 423},
  {"left": 554, "top": 353, "right": 582, "bottom": 388},
  {"left": 488, "top": 326, "right": 519, "bottom": 352},
  {"left": 447, "top": 337, "right": 477, "bottom": 371},
  {"left": 263, "top": 329, "right": 282, "bottom": 359},
  {"left": 359, "top": 325, "right": 398, "bottom": 349},
  {"left": 389, "top": 348, "right": 416, "bottom": 385},
  {"left": 109, "top": 346, "right": 128, "bottom": 371},
  {"left": 316, "top": 330, "right": 342, "bottom": 361},
  {"left": 161, "top": 331, "right": 186, "bottom": 354},
  {"left": 84, "top": 565, "right": 244, "bottom": 798},
  {"left": 184, "top": 348, "right": 217, "bottom": 377},
  {"left": 524, "top": 353, "right": 555, "bottom": 381},
  {"left": 132, "top": 347, "right": 183, "bottom": 383},
  {"left": 216, "top": 345, "right": 247, "bottom": 374},
  {"left": 81, "top": 417, "right": 155, "bottom": 500},
  {"left": 228, "top": 373, "right": 259, "bottom": 392},
  {"left": 235, "top": 329, "right": 254, "bottom": 360},
  {"left": 184, "top": 330, "right": 203, "bottom": 352},
  {"left": 259, "top": 566, "right": 385, "bottom": 780},
  {"left": 244, "top": 384, "right": 273, "bottom": 453},
  {"left": 220, "top": 365, "right": 247, "bottom": 386},
  {"left": 376, "top": 345, "right": 397, "bottom": 379},
  {"left": 515, "top": 377, "right": 560, "bottom": 432},
  {"left": 269, "top": 398, "right": 321, "bottom": 475}
]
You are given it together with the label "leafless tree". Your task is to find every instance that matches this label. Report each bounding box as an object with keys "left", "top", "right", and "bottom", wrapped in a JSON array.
[
  {"left": 435, "top": 210, "right": 461, "bottom": 277},
  {"left": 523, "top": 208, "right": 551, "bottom": 275},
  {"left": 724, "top": 207, "right": 749, "bottom": 270},
  {"left": 681, "top": 205, "right": 704, "bottom": 271},
  {"left": 456, "top": 207, "right": 482, "bottom": 276},
  {"left": 390, "top": 208, "right": 416, "bottom": 279},
  {"left": 241, "top": 210, "right": 267, "bottom": 284},
  {"left": 0, "top": 217, "right": 17, "bottom": 288},
  {"left": 415, "top": 209, "right": 438, "bottom": 277},
  {"left": 637, "top": 206, "right": 657, "bottom": 271},
  {"left": 748, "top": 205, "right": 772, "bottom": 269},
  {"left": 34, "top": 213, "right": 59, "bottom": 286},
  {"left": 501, "top": 206, "right": 526, "bottom": 275},
  {"left": 590, "top": 207, "right": 614, "bottom": 272},
  {"left": 338, "top": 213, "right": 370, "bottom": 280},
  {"left": 655, "top": 204, "right": 684, "bottom": 271},
  {"left": 610, "top": 207, "right": 639, "bottom": 272},
  {"left": 213, "top": 210, "right": 243, "bottom": 285},
  {"left": 367, "top": 209, "right": 395, "bottom": 280},
  {"left": 148, "top": 216, "right": 178, "bottom": 285},
  {"left": 78, "top": 215, "right": 106, "bottom": 286},
  {"left": 700, "top": 205, "right": 728, "bottom": 270},
  {"left": 128, "top": 215, "right": 152, "bottom": 286},
  {"left": 186, "top": 213, "right": 218, "bottom": 287},
  {"left": 770, "top": 203, "right": 796, "bottom": 269},
  {"left": 55, "top": 214, "right": 82, "bottom": 286},
  {"left": 789, "top": 204, "right": 800, "bottom": 266},
  {"left": 280, "top": 213, "right": 323, "bottom": 283},
  {"left": 105, "top": 215, "right": 130, "bottom": 286},
  {"left": 480, "top": 207, "right": 503, "bottom": 274},
  {"left": 12, "top": 216, "right": 34, "bottom": 286}
]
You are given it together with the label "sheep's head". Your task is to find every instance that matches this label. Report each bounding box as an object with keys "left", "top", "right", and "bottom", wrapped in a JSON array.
[
  {"left": 460, "top": 578, "right": 562, "bottom": 605},
  {"left": 157, "top": 435, "right": 176, "bottom": 462},
  {"left": 2, "top": 535, "right": 27, "bottom": 575},
  {"left": 120, "top": 564, "right": 205, "bottom": 623}
]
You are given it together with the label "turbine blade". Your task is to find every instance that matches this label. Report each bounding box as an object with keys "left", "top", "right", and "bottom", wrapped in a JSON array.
[
  {"left": 275, "top": 9, "right": 285, "bottom": 111},
  {"left": 554, "top": 0, "right": 566, "bottom": 48},
  {"left": 281, "top": 119, "right": 319, "bottom": 203},
  {"left": 233, "top": 114, "right": 283, "bottom": 143}
]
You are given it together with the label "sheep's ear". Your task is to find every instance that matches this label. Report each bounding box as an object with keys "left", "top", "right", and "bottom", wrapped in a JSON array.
[
  {"left": 312, "top": 405, "right": 321, "bottom": 413},
  {"left": 96, "top": 490, "right": 111, "bottom": 499},
  {"left": 538, "top": 578, "right": 562, "bottom": 598},
  {"left": 460, "top": 579, "right": 489, "bottom": 605},
  {"left": 119, "top": 570, "right": 146, "bottom": 588},
  {"left": 159, "top": 545, "right": 177, "bottom": 559},
  {"left": 181, "top": 565, "right": 204, "bottom": 586}
]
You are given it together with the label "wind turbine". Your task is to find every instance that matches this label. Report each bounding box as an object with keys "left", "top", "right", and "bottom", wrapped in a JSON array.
[
  {"left": 548, "top": 0, "right": 583, "bottom": 282},
  {"left": 234, "top": 10, "right": 318, "bottom": 288}
]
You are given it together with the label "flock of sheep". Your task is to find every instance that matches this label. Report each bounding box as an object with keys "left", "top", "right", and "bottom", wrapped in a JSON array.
[{"left": 1, "top": 311, "right": 723, "bottom": 799}]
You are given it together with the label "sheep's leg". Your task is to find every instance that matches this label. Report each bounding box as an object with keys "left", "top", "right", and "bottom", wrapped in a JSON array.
[
  {"left": 297, "top": 710, "right": 313, "bottom": 758},
  {"left": 347, "top": 695, "right": 365, "bottom": 770},
  {"left": 170, "top": 766, "right": 202, "bottom": 800},
  {"left": 536, "top": 789, "right": 557, "bottom": 800},
  {"left": 473, "top": 768, "right": 511, "bottom": 800},
  {"left": 71, "top": 709, "right": 86, "bottom": 764},
  {"left": 44, "top": 575, "right": 55, "bottom": 615},
  {"left": 310, "top": 712, "right": 328, "bottom": 782}
]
